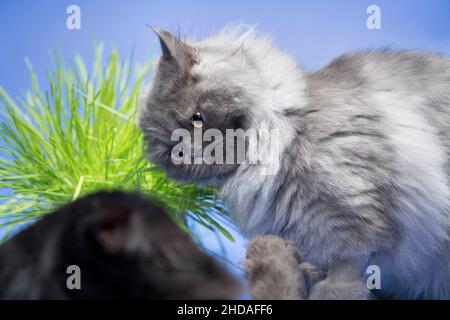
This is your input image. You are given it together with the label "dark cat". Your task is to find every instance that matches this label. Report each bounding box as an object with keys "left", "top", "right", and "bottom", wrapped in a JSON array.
[{"left": 0, "top": 191, "right": 240, "bottom": 299}]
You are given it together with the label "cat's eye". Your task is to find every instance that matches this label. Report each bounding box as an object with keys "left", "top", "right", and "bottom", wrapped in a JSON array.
[{"left": 191, "top": 111, "right": 203, "bottom": 128}]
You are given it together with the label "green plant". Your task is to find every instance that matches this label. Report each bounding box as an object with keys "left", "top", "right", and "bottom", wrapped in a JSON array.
[{"left": 0, "top": 45, "right": 234, "bottom": 243}]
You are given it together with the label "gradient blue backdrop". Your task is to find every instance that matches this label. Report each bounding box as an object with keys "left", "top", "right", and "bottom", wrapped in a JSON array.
[{"left": 1, "top": 0, "right": 450, "bottom": 279}]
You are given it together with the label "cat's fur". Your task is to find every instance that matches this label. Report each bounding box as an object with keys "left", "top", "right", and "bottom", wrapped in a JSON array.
[
  {"left": 0, "top": 191, "right": 239, "bottom": 299},
  {"left": 139, "top": 26, "right": 450, "bottom": 299}
]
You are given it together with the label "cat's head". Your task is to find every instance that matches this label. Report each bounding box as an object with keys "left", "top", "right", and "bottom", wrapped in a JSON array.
[
  {"left": 56, "top": 191, "right": 240, "bottom": 299},
  {"left": 138, "top": 26, "right": 304, "bottom": 185}
]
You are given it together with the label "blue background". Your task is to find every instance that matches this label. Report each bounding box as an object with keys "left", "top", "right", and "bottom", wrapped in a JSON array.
[{"left": 0, "top": 0, "right": 450, "bottom": 282}]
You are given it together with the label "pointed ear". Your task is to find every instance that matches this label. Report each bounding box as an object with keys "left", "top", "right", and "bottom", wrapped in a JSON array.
[
  {"left": 152, "top": 27, "right": 197, "bottom": 66},
  {"left": 92, "top": 209, "right": 151, "bottom": 256},
  {"left": 153, "top": 27, "right": 174, "bottom": 59}
]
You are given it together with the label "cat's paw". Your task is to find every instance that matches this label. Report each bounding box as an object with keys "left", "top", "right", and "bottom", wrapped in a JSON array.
[
  {"left": 246, "top": 235, "right": 301, "bottom": 264},
  {"left": 244, "top": 235, "right": 309, "bottom": 299},
  {"left": 244, "top": 256, "right": 306, "bottom": 300},
  {"left": 298, "top": 262, "right": 326, "bottom": 291},
  {"left": 309, "top": 278, "right": 372, "bottom": 300}
]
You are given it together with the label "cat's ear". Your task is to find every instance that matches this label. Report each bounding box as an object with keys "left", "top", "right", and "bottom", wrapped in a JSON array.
[
  {"left": 152, "top": 27, "right": 197, "bottom": 67},
  {"left": 92, "top": 209, "right": 152, "bottom": 256}
]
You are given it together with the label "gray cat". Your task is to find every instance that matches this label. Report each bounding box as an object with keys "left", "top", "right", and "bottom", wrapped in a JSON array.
[{"left": 138, "top": 26, "right": 450, "bottom": 299}]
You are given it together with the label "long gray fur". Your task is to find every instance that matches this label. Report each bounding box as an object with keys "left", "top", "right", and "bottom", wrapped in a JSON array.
[{"left": 139, "top": 26, "right": 450, "bottom": 299}]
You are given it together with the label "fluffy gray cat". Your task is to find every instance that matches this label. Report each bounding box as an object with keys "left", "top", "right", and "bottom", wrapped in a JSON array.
[{"left": 138, "top": 26, "right": 450, "bottom": 299}]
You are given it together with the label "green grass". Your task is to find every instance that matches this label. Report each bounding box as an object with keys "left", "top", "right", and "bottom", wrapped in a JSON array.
[{"left": 0, "top": 45, "right": 234, "bottom": 243}]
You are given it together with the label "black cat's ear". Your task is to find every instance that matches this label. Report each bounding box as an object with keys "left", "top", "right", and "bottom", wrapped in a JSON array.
[
  {"left": 152, "top": 27, "right": 197, "bottom": 67},
  {"left": 92, "top": 209, "right": 151, "bottom": 256}
]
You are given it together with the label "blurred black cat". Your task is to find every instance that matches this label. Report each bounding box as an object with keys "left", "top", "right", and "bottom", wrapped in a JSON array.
[{"left": 0, "top": 191, "right": 240, "bottom": 299}]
